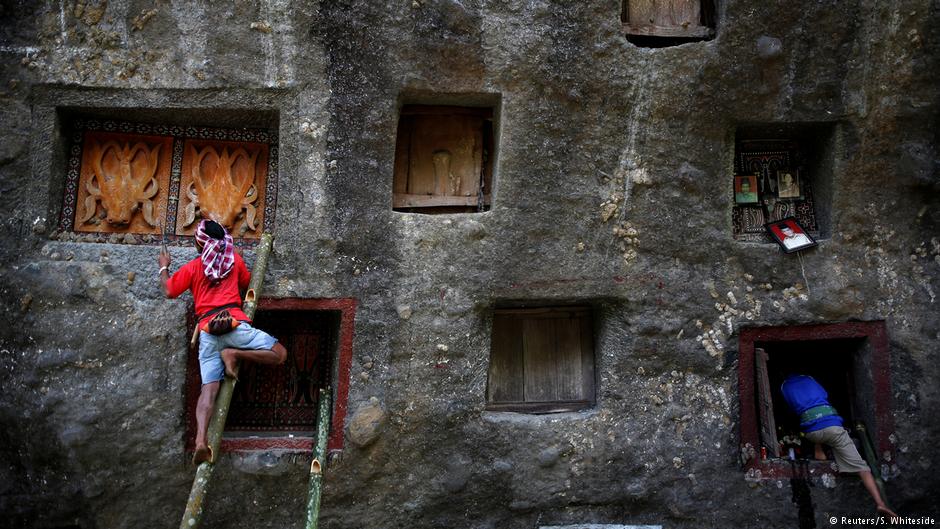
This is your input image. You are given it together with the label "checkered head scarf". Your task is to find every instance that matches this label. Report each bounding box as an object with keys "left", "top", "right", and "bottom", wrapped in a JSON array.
[{"left": 194, "top": 219, "right": 235, "bottom": 282}]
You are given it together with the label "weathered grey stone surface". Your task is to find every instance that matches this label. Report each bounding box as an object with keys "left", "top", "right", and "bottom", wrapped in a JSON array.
[{"left": 0, "top": 1, "right": 938, "bottom": 528}]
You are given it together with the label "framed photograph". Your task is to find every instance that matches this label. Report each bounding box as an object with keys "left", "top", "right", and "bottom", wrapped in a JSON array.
[
  {"left": 734, "top": 175, "right": 759, "bottom": 204},
  {"left": 766, "top": 217, "right": 817, "bottom": 253},
  {"left": 774, "top": 168, "right": 802, "bottom": 200}
]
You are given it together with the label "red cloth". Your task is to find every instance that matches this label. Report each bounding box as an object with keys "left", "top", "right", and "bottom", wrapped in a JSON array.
[{"left": 167, "top": 252, "right": 251, "bottom": 327}]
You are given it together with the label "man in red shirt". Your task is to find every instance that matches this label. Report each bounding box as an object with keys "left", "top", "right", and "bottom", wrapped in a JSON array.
[{"left": 158, "top": 220, "right": 287, "bottom": 465}]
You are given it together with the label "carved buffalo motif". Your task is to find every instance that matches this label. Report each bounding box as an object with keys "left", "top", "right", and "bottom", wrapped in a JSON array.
[
  {"left": 183, "top": 145, "right": 260, "bottom": 235},
  {"left": 79, "top": 140, "right": 161, "bottom": 227}
]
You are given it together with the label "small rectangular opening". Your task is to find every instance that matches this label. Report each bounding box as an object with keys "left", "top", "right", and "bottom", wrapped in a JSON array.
[
  {"left": 486, "top": 306, "right": 596, "bottom": 414},
  {"left": 738, "top": 322, "right": 893, "bottom": 479},
  {"left": 732, "top": 122, "right": 839, "bottom": 242},
  {"left": 393, "top": 104, "right": 495, "bottom": 214},
  {"left": 183, "top": 298, "right": 357, "bottom": 452}
]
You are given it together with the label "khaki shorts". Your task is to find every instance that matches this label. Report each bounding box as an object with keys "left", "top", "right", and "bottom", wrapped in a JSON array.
[{"left": 805, "top": 425, "right": 871, "bottom": 473}]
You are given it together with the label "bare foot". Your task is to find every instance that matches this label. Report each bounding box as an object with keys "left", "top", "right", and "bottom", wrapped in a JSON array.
[
  {"left": 192, "top": 444, "right": 213, "bottom": 466},
  {"left": 877, "top": 505, "right": 898, "bottom": 518},
  {"left": 221, "top": 349, "right": 240, "bottom": 379}
]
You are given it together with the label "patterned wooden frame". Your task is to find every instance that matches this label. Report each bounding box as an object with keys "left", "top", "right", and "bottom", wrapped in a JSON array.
[
  {"left": 732, "top": 139, "right": 820, "bottom": 243},
  {"left": 58, "top": 119, "right": 279, "bottom": 248}
]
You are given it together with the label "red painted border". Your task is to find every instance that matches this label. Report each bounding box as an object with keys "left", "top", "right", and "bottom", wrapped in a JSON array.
[
  {"left": 183, "top": 297, "right": 356, "bottom": 453},
  {"left": 738, "top": 321, "right": 893, "bottom": 479},
  {"left": 258, "top": 297, "right": 356, "bottom": 451}
]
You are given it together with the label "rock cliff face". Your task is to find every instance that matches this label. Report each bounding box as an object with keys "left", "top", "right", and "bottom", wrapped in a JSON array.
[{"left": 1, "top": 1, "right": 938, "bottom": 528}]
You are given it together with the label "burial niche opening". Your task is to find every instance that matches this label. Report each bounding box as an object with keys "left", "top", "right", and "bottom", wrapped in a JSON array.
[
  {"left": 621, "top": 0, "right": 716, "bottom": 48},
  {"left": 184, "top": 308, "right": 338, "bottom": 448},
  {"left": 225, "top": 309, "right": 338, "bottom": 432},
  {"left": 56, "top": 116, "right": 278, "bottom": 246},
  {"left": 755, "top": 339, "right": 875, "bottom": 461},
  {"left": 486, "top": 306, "right": 596, "bottom": 414},
  {"left": 732, "top": 123, "right": 838, "bottom": 243},
  {"left": 393, "top": 105, "right": 494, "bottom": 214},
  {"left": 738, "top": 321, "right": 895, "bottom": 482}
]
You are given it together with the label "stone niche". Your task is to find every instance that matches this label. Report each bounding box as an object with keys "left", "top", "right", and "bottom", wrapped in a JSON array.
[
  {"left": 392, "top": 104, "right": 496, "bottom": 214},
  {"left": 621, "top": 0, "right": 717, "bottom": 47},
  {"left": 731, "top": 122, "right": 839, "bottom": 243},
  {"left": 56, "top": 117, "right": 279, "bottom": 246},
  {"left": 184, "top": 298, "right": 357, "bottom": 453},
  {"left": 738, "top": 322, "right": 893, "bottom": 479},
  {"left": 486, "top": 306, "right": 596, "bottom": 414}
]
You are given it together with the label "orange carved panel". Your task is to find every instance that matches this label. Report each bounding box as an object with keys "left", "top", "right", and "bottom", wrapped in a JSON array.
[
  {"left": 175, "top": 139, "right": 269, "bottom": 239},
  {"left": 73, "top": 131, "right": 173, "bottom": 235}
]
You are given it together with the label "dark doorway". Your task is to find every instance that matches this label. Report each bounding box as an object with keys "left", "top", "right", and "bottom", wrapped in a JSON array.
[
  {"left": 738, "top": 322, "right": 893, "bottom": 477},
  {"left": 760, "top": 337, "right": 870, "bottom": 458},
  {"left": 225, "top": 309, "right": 339, "bottom": 433}
]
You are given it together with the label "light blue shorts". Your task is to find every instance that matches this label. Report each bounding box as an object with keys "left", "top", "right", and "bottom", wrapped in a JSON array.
[{"left": 198, "top": 322, "right": 278, "bottom": 384}]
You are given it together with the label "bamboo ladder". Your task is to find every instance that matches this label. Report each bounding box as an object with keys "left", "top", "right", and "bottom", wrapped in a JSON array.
[
  {"left": 178, "top": 233, "right": 333, "bottom": 529},
  {"left": 856, "top": 421, "right": 894, "bottom": 515}
]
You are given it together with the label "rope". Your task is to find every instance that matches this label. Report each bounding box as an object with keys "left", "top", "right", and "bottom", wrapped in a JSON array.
[{"left": 797, "top": 250, "right": 811, "bottom": 296}]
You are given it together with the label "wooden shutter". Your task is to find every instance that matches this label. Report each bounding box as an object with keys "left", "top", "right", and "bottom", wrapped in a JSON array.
[
  {"left": 755, "top": 348, "right": 780, "bottom": 457},
  {"left": 392, "top": 106, "right": 492, "bottom": 209},
  {"left": 623, "top": 0, "right": 712, "bottom": 38},
  {"left": 487, "top": 308, "right": 595, "bottom": 412},
  {"left": 523, "top": 315, "right": 584, "bottom": 402},
  {"left": 487, "top": 314, "right": 524, "bottom": 403}
]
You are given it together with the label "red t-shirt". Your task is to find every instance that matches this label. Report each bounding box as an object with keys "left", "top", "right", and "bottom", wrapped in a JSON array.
[{"left": 167, "top": 253, "right": 251, "bottom": 327}]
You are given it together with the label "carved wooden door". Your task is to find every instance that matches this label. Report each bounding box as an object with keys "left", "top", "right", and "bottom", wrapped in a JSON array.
[
  {"left": 227, "top": 311, "right": 336, "bottom": 431},
  {"left": 755, "top": 348, "right": 780, "bottom": 457}
]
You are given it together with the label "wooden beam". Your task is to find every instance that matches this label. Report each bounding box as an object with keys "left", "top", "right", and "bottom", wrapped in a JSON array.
[
  {"left": 623, "top": 23, "right": 713, "bottom": 38},
  {"left": 393, "top": 194, "right": 490, "bottom": 208},
  {"left": 484, "top": 401, "right": 593, "bottom": 414},
  {"left": 400, "top": 105, "right": 493, "bottom": 119}
]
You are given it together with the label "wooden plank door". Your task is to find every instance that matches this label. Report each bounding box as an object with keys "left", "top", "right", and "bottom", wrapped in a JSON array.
[{"left": 755, "top": 347, "right": 780, "bottom": 457}]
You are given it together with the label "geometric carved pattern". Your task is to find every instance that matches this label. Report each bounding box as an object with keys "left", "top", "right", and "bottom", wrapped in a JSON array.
[
  {"left": 226, "top": 310, "right": 334, "bottom": 431},
  {"left": 58, "top": 119, "right": 278, "bottom": 247}
]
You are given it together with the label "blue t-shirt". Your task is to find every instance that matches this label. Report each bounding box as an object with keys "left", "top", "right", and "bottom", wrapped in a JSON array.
[{"left": 780, "top": 375, "right": 843, "bottom": 432}]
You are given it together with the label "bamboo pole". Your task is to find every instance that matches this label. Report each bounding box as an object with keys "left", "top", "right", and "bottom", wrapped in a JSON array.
[
  {"left": 856, "top": 421, "right": 893, "bottom": 512},
  {"left": 305, "top": 388, "right": 332, "bottom": 529},
  {"left": 179, "top": 233, "right": 275, "bottom": 529}
]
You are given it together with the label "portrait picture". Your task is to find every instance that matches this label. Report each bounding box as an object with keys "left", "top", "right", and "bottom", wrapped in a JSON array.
[
  {"left": 734, "top": 175, "right": 759, "bottom": 204},
  {"left": 766, "top": 217, "right": 817, "bottom": 253},
  {"left": 775, "top": 169, "right": 802, "bottom": 199}
]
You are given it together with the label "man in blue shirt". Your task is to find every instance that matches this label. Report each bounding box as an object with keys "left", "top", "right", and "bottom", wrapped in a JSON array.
[{"left": 781, "top": 374, "right": 897, "bottom": 517}]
